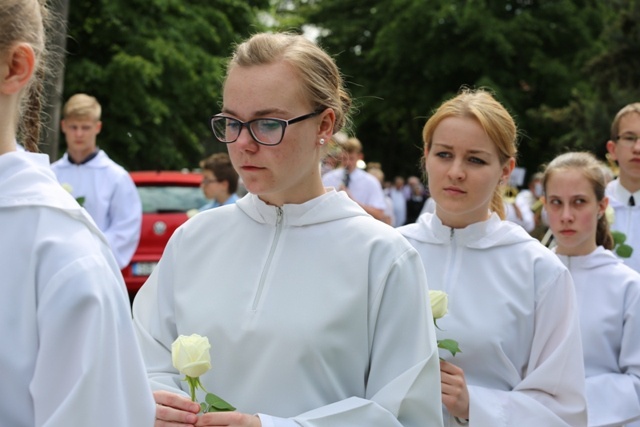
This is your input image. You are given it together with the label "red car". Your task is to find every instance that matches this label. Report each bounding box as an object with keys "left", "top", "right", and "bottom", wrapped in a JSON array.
[{"left": 121, "top": 170, "right": 206, "bottom": 301}]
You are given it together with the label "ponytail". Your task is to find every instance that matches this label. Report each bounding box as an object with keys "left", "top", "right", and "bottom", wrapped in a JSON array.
[
  {"left": 491, "top": 188, "right": 506, "bottom": 220},
  {"left": 596, "top": 214, "right": 614, "bottom": 250}
]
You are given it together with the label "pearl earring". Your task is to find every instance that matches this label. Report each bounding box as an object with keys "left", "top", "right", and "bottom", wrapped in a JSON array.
[{"left": 319, "top": 138, "right": 325, "bottom": 145}]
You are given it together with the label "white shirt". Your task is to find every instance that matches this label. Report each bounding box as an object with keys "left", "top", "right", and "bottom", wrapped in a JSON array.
[
  {"left": 504, "top": 198, "right": 535, "bottom": 232},
  {"left": 606, "top": 179, "right": 640, "bottom": 273},
  {"left": 133, "top": 191, "right": 443, "bottom": 427},
  {"left": 515, "top": 188, "right": 538, "bottom": 209},
  {"left": 399, "top": 213, "right": 587, "bottom": 427},
  {"left": 556, "top": 247, "right": 640, "bottom": 427},
  {"left": 389, "top": 187, "right": 408, "bottom": 227},
  {"left": 0, "top": 151, "right": 155, "bottom": 427},
  {"left": 51, "top": 150, "right": 142, "bottom": 268},
  {"left": 322, "top": 167, "right": 387, "bottom": 210}
]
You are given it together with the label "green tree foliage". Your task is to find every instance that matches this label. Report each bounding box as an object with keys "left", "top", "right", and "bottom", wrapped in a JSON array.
[
  {"left": 286, "top": 0, "right": 615, "bottom": 179},
  {"left": 63, "top": 0, "right": 268, "bottom": 170},
  {"left": 588, "top": 0, "right": 640, "bottom": 103},
  {"left": 536, "top": 0, "right": 640, "bottom": 167}
]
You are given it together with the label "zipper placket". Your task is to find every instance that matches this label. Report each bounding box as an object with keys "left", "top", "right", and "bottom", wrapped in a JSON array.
[
  {"left": 443, "top": 228, "right": 457, "bottom": 295},
  {"left": 252, "top": 206, "right": 284, "bottom": 311}
]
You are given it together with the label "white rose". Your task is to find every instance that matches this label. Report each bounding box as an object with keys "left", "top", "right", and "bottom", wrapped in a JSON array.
[
  {"left": 172, "top": 334, "right": 212, "bottom": 378},
  {"left": 429, "top": 290, "right": 448, "bottom": 320},
  {"left": 61, "top": 183, "right": 74, "bottom": 193},
  {"left": 605, "top": 205, "right": 615, "bottom": 225}
]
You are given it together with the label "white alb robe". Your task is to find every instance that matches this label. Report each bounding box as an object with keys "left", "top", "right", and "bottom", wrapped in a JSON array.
[{"left": 0, "top": 151, "right": 155, "bottom": 427}]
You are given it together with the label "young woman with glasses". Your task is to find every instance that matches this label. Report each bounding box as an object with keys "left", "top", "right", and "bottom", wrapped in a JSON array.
[
  {"left": 133, "top": 32, "right": 443, "bottom": 427},
  {"left": 398, "top": 89, "right": 588, "bottom": 426}
]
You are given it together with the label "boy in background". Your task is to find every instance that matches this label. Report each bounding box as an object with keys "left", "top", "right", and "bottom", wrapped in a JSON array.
[
  {"left": 605, "top": 102, "right": 640, "bottom": 272},
  {"left": 51, "top": 93, "right": 141, "bottom": 269}
]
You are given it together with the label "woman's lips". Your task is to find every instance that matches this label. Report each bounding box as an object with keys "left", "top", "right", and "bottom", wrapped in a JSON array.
[
  {"left": 241, "top": 165, "right": 262, "bottom": 171},
  {"left": 443, "top": 186, "right": 465, "bottom": 195}
]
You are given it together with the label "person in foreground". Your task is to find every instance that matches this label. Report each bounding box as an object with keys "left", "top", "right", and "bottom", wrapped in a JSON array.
[
  {"left": 133, "top": 32, "right": 443, "bottom": 427},
  {"left": 543, "top": 151, "right": 640, "bottom": 427},
  {"left": 0, "top": 1, "right": 155, "bottom": 426},
  {"left": 398, "top": 88, "right": 587, "bottom": 426}
]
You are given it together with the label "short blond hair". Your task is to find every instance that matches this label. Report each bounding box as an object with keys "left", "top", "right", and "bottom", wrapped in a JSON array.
[
  {"left": 610, "top": 103, "right": 640, "bottom": 140},
  {"left": 341, "top": 137, "right": 362, "bottom": 154},
  {"left": 63, "top": 93, "right": 102, "bottom": 121}
]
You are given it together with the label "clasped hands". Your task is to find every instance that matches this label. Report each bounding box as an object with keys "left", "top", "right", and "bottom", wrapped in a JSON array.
[{"left": 154, "top": 390, "right": 261, "bottom": 427}]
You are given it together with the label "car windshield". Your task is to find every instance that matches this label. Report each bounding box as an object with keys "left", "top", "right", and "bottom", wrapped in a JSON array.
[{"left": 137, "top": 185, "right": 207, "bottom": 213}]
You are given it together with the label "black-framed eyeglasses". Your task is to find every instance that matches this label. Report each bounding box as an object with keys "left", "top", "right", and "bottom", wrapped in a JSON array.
[
  {"left": 210, "top": 110, "right": 322, "bottom": 146},
  {"left": 617, "top": 133, "right": 640, "bottom": 146}
]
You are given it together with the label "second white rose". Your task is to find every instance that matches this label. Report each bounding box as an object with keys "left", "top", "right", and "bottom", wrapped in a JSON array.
[{"left": 429, "top": 290, "right": 448, "bottom": 320}]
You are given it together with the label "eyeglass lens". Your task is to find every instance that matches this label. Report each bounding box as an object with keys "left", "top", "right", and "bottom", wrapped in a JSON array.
[
  {"left": 211, "top": 118, "right": 283, "bottom": 145},
  {"left": 618, "top": 134, "right": 640, "bottom": 145}
]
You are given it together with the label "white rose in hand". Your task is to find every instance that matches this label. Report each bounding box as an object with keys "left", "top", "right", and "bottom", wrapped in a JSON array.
[
  {"left": 171, "top": 334, "right": 235, "bottom": 412},
  {"left": 429, "top": 290, "right": 448, "bottom": 320},
  {"left": 428, "top": 290, "right": 461, "bottom": 357},
  {"left": 172, "top": 334, "right": 212, "bottom": 378}
]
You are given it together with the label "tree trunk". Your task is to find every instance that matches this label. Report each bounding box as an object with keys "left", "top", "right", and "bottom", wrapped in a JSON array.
[{"left": 40, "top": 0, "right": 70, "bottom": 161}]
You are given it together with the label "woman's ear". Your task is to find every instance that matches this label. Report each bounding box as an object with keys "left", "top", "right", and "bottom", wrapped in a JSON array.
[
  {"left": 605, "top": 140, "right": 617, "bottom": 160},
  {"left": 0, "top": 43, "right": 36, "bottom": 96},
  {"left": 599, "top": 196, "right": 609, "bottom": 218},
  {"left": 501, "top": 157, "right": 516, "bottom": 184},
  {"left": 317, "top": 108, "right": 336, "bottom": 142}
]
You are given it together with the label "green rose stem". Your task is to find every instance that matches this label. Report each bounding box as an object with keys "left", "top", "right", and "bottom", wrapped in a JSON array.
[
  {"left": 185, "top": 376, "right": 204, "bottom": 402},
  {"left": 433, "top": 318, "right": 461, "bottom": 358},
  {"left": 183, "top": 376, "right": 236, "bottom": 412}
]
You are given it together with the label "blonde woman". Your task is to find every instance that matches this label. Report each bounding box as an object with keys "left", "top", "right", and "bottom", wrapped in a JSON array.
[{"left": 399, "top": 89, "right": 587, "bottom": 426}]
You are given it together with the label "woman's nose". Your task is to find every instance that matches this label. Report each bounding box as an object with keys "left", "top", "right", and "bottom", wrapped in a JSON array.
[
  {"left": 448, "top": 160, "right": 465, "bottom": 181},
  {"left": 560, "top": 205, "right": 573, "bottom": 221},
  {"left": 234, "top": 126, "right": 259, "bottom": 150}
]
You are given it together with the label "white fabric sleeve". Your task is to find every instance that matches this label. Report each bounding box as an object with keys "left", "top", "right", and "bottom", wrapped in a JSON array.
[
  {"left": 32, "top": 254, "right": 156, "bottom": 427},
  {"left": 256, "top": 414, "right": 301, "bottom": 427},
  {"left": 103, "top": 172, "right": 142, "bottom": 268},
  {"left": 585, "top": 278, "right": 640, "bottom": 427},
  {"left": 132, "top": 234, "right": 186, "bottom": 394},
  {"left": 286, "top": 248, "right": 443, "bottom": 426},
  {"left": 466, "top": 269, "right": 587, "bottom": 427}
]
